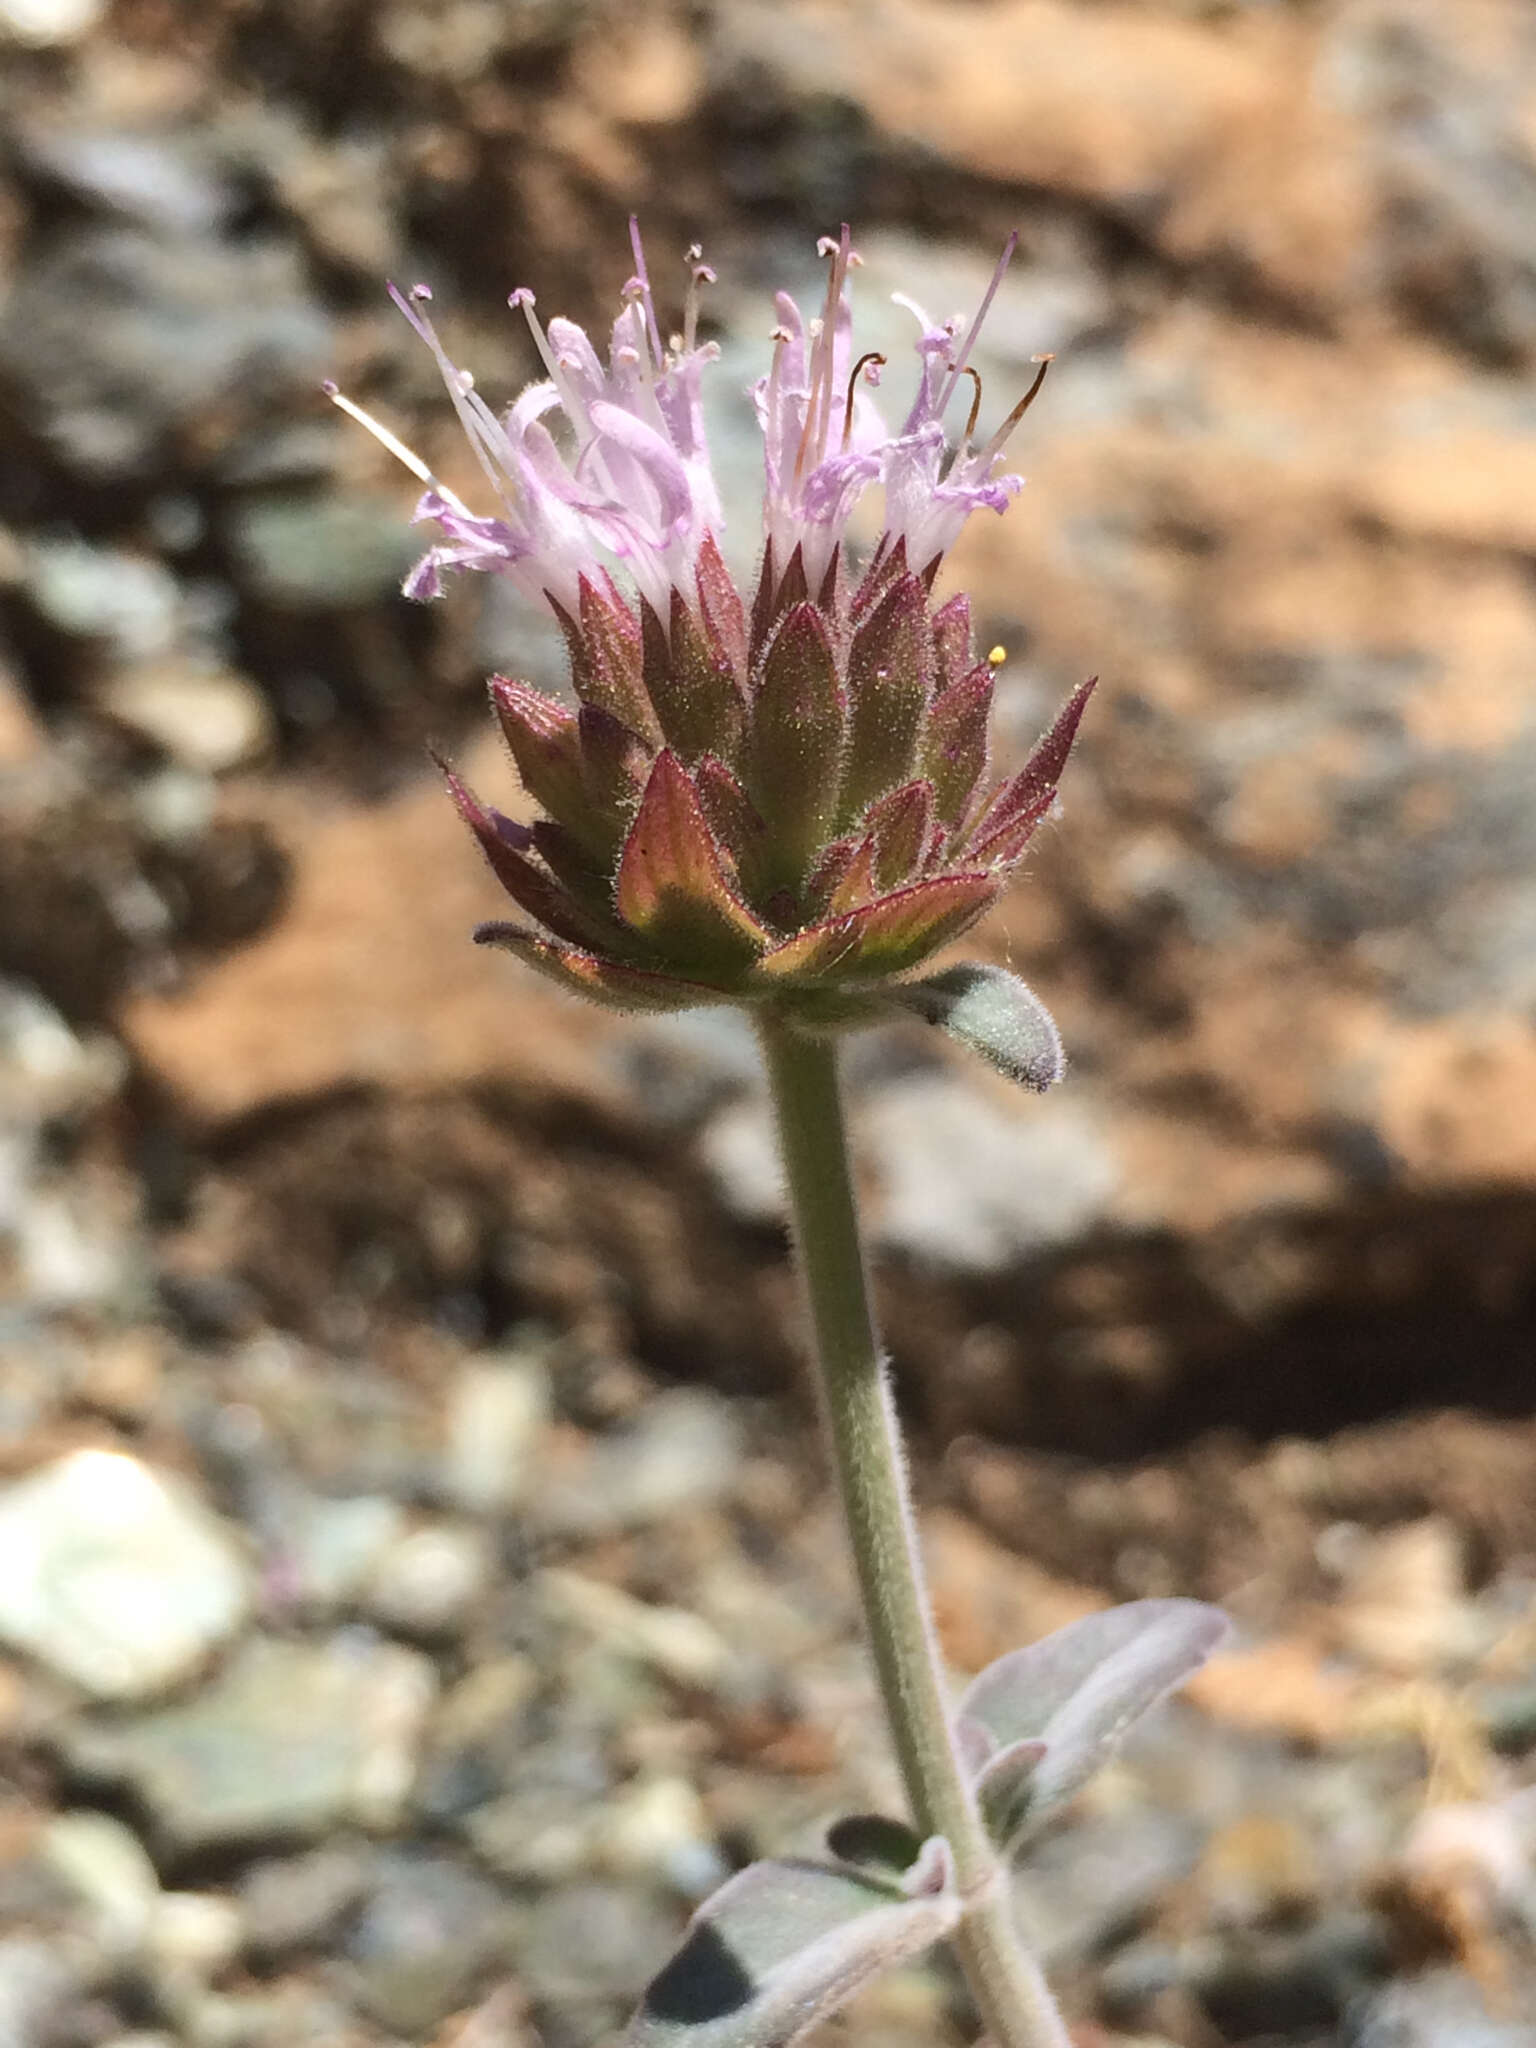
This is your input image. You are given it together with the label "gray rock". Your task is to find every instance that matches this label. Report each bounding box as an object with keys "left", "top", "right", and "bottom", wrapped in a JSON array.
[
  {"left": 696, "top": 1098, "right": 784, "bottom": 1228},
  {"left": 1013, "top": 1807, "right": 1205, "bottom": 1966},
  {"left": 21, "top": 536, "right": 181, "bottom": 661},
  {"left": 240, "top": 1845, "right": 372, "bottom": 1958},
  {"left": 534, "top": 1389, "right": 744, "bottom": 1538},
  {"left": 0, "top": 1936, "right": 83, "bottom": 2048},
  {"left": 340, "top": 1849, "right": 515, "bottom": 2035},
  {"left": 519, "top": 1879, "right": 680, "bottom": 2011},
  {"left": 862, "top": 1075, "right": 1122, "bottom": 1272},
  {"left": 225, "top": 492, "right": 418, "bottom": 611},
  {"left": 270, "top": 1491, "right": 404, "bottom": 1619},
  {"left": 0, "top": 1448, "right": 251, "bottom": 1699},
  {"left": 442, "top": 1350, "right": 552, "bottom": 1515},
  {"left": 1355, "top": 1967, "right": 1536, "bottom": 2047},
  {"left": 58, "top": 1633, "right": 437, "bottom": 1851},
  {"left": 0, "top": 228, "right": 331, "bottom": 482}
]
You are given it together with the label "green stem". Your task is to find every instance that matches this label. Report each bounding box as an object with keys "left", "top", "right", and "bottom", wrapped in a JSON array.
[{"left": 756, "top": 1012, "right": 1072, "bottom": 2048}]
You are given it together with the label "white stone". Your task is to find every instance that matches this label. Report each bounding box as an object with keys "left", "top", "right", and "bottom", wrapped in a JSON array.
[
  {"left": 540, "top": 1569, "right": 731, "bottom": 1689},
  {"left": 0, "top": 0, "right": 102, "bottom": 44},
  {"left": 443, "top": 1351, "right": 551, "bottom": 1513},
  {"left": 863, "top": 1076, "right": 1122, "bottom": 1272},
  {"left": 0, "top": 1450, "right": 251, "bottom": 1699},
  {"left": 364, "top": 1521, "right": 492, "bottom": 1636},
  {"left": 145, "top": 1891, "right": 243, "bottom": 1985},
  {"left": 593, "top": 1775, "right": 725, "bottom": 1895},
  {"left": 41, "top": 1810, "right": 160, "bottom": 1952},
  {"left": 101, "top": 661, "right": 273, "bottom": 775}
]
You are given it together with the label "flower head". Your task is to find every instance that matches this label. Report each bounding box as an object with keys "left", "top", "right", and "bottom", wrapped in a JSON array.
[{"left": 329, "top": 223, "right": 1091, "bottom": 1034}]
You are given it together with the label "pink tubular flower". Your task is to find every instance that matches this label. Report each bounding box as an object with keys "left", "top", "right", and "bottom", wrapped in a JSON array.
[{"left": 329, "top": 222, "right": 1091, "bottom": 1053}]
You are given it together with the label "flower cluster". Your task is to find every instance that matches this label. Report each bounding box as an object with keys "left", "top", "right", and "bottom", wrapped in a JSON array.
[{"left": 330, "top": 223, "right": 1090, "bottom": 1024}]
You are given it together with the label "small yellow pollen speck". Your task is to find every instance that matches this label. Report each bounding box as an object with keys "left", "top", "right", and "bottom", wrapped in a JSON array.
[{"left": 987, "top": 645, "right": 1007, "bottom": 668}]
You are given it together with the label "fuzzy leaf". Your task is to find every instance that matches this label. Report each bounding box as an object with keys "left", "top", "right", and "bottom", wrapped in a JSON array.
[
  {"left": 697, "top": 529, "right": 749, "bottom": 687},
  {"left": 966, "top": 678, "right": 1094, "bottom": 858},
  {"left": 824, "top": 835, "right": 880, "bottom": 916},
  {"left": 930, "top": 594, "right": 974, "bottom": 694},
  {"left": 970, "top": 789, "right": 1056, "bottom": 868},
  {"left": 755, "top": 872, "right": 995, "bottom": 985},
  {"left": 923, "top": 664, "right": 994, "bottom": 830},
  {"left": 971, "top": 1740, "right": 1050, "bottom": 1852},
  {"left": 474, "top": 923, "right": 731, "bottom": 1013},
  {"left": 617, "top": 750, "right": 771, "bottom": 969},
  {"left": 840, "top": 572, "right": 934, "bottom": 824},
  {"left": 862, "top": 780, "right": 936, "bottom": 891},
  {"left": 745, "top": 601, "right": 846, "bottom": 890},
  {"left": 577, "top": 702, "right": 649, "bottom": 835},
  {"left": 896, "top": 964, "right": 1065, "bottom": 1093},
  {"left": 489, "top": 676, "right": 590, "bottom": 833},
  {"left": 642, "top": 593, "right": 746, "bottom": 765},
  {"left": 694, "top": 755, "right": 767, "bottom": 894},
  {"left": 956, "top": 1600, "right": 1230, "bottom": 1852},
  {"left": 551, "top": 575, "right": 657, "bottom": 741},
  {"left": 624, "top": 1838, "right": 959, "bottom": 2048},
  {"left": 440, "top": 761, "right": 620, "bottom": 952}
]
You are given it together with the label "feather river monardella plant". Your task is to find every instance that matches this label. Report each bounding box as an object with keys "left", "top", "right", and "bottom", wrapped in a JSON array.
[{"left": 332, "top": 225, "right": 1227, "bottom": 2048}]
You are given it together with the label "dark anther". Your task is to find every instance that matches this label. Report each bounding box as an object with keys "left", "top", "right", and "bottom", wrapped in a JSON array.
[
  {"left": 960, "top": 365, "right": 984, "bottom": 445},
  {"left": 842, "top": 351, "right": 887, "bottom": 447}
]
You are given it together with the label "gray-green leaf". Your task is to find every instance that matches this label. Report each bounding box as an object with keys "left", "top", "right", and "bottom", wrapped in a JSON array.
[
  {"left": 624, "top": 1836, "right": 960, "bottom": 2048},
  {"left": 895, "top": 963, "right": 1064, "bottom": 1091},
  {"left": 957, "top": 1600, "right": 1229, "bottom": 1853}
]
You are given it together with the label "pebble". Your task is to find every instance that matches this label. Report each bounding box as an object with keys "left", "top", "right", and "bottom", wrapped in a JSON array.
[
  {"left": 240, "top": 1845, "right": 371, "bottom": 1957},
  {"left": 0, "top": 0, "right": 102, "bottom": 44},
  {"left": 540, "top": 1569, "right": 732, "bottom": 1692},
  {"left": 518, "top": 1879, "right": 679, "bottom": 2011},
  {"left": 1334, "top": 1517, "right": 1481, "bottom": 1674},
  {"left": 98, "top": 660, "right": 273, "bottom": 774},
  {"left": 0, "top": 1449, "right": 251, "bottom": 1699},
  {"left": 144, "top": 1889, "right": 243, "bottom": 1989},
  {"left": 57, "top": 1633, "right": 437, "bottom": 1851},
  {"left": 363, "top": 1520, "right": 493, "bottom": 1638},
  {"left": 341, "top": 1849, "right": 514, "bottom": 2035},
  {"left": 226, "top": 492, "right": 417, "bottom": 610},
  {"left": 21, "top": 537, "right": 181, "bottom": 660},
  {"left": 276, "top": 1492, "right": 404, "bottom": 1617},
  {"left": 0, "top": 1938, "right": 82, "bottom": 2048},
  {"left": 534, "top": 1388, "right": 743, "bottom": 1538},
  {"left": 862, "top": 1076, "right": 1122, "bottom": 1271},
  {"left": 1354, "top": 1966, "right": 1536, "bottom": 2047},
  {"left": 591, "top": 1774, "right": 726, "bottom": 1897},
  {"left": 697, "top": 1097, "right": 785, "bottom": 1226},
  {"left": 442, "top": 1350, "right": 552, "bottom": 1514},
  {"left": 40, "top": 1809, "right": 160, "bottom": 1953},
  {"left": 0, "top": 980, "right": 125, "bottom": 1124}
]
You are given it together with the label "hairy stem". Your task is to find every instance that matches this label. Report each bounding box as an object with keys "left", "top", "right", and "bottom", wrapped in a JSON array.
[{"left": 756, "top": 1012, "right": 1072, "bottom": 2048}]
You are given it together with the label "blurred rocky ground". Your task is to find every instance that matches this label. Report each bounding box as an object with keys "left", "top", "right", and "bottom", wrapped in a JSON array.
[{"left": 2, "top": 0, "right": 1536, "bottom": 2043}]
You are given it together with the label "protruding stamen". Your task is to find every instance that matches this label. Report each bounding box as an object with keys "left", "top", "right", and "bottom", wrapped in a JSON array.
[
  {"left": 324, "top": 384, "right": 436, "bottom": 487},
  {"left": 796, "top": 224, "right": 853, "bottom": 483},
  {"left": 935, "top": 230, "right": 1019, "bottom": 418},
  {"left": 627, "top": 216, "right": 665, "bottom": 365},
  {"left": 959, "top": 366, "right": 984, "bottom": 447},
  {"left": 841, "top": 351, "right": 886, "bottom": 448},
  {"left": 987, "top": 645, "right": 1007, "bottom": 668},
  {"left": 683, "top": 247, "right": 716, "bottom": 355},
  {"left": 977, "top": 353, "right": 1053, "bottom": 465}
]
